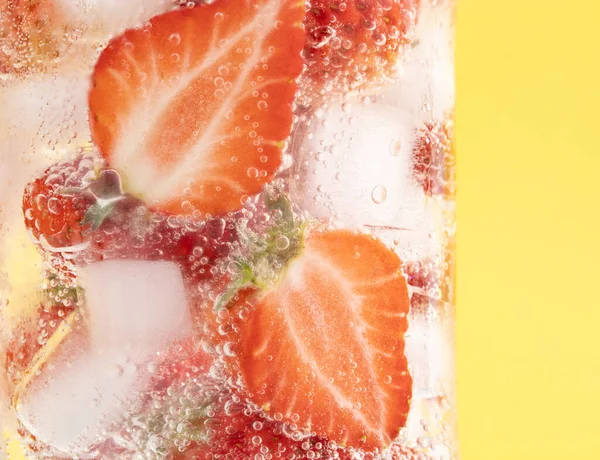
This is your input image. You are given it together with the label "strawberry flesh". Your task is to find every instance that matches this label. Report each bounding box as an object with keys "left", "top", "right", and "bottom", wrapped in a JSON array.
[
  {"left": 214, "top": 229, "right": 412, "bottom": 450},
  {"left": 88, "top": 0, "right": 305, "bottom": 216}
]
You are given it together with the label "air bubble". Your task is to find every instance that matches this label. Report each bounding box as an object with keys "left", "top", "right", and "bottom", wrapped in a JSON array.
[
  {"left": 47, "top": 197, "right": 62, "bottom": 215},
  {"left": 390, "top": 139, "right": 402, "bottom": 156},
  {"left": 257, "top": 100, "right": 268, "bottom": 110},
  {"left": 223, "top": 342, "right": 236, "bottom": 357},
  {"left": 362, "top": 19, "right": 377, "bottom": 31},
  {"left": 372, "top": 33, "right": 387, "bottom": 46},
  {"left": 252, "top": 435, "right": 262, "bottom": 446},
  {"left": 371, "top": 185, "right": 387, "bottom": 204},
  {"left": 252, "top": 421, "right": 263, "bottom": 431},
  {"left": 275, "top": 236, "right": 290, "bottom": 250},
  {"left": 169, "top": 34, "right": 181, "bottom": 46}
]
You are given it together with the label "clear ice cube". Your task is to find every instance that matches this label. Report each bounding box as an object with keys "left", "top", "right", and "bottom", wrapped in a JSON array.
[
  {"left": 289, "top": 103, "right": 426, "bottom": 230},
  {"left": 17, "top": 260, "right": 192, "bottom": 455},
  {"left": 80, "top": 260, "right": 192, "bottom": 355},
  {"left": 382, "top": 1, "right": 455, "bottom": 123}
]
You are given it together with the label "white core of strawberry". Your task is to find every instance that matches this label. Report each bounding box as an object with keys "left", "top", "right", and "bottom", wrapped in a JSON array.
[{"left": 107, "top": 0, "right": 290, "bottom": 206}]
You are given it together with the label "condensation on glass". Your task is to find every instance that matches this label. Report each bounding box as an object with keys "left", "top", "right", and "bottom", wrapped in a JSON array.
[{"left": 0, "top": 1, "right": 456, "bottom": 459}]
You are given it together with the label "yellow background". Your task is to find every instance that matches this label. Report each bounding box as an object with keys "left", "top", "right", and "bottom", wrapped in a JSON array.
[{"left": 456, "top": 0, "right": 600, "bottom": 459}]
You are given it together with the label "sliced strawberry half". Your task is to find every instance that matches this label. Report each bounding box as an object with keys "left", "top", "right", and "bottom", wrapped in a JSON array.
[
  {"left": 88, "top": 0, "right": 305, "bottom": 217},
  {"left": 223, "top": 230, "right": 412, "bottom": 450}
]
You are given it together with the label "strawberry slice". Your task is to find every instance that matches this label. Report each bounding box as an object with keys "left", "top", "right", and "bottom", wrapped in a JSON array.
[
  {"left": 228, "top": 230, "right": 412, "bottom": 450},
  {"left": 88, "top": 0, "right": 305, "bottom": 216}
]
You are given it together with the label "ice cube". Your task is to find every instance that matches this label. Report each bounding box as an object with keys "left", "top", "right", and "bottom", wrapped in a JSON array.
[
  {"left": 289, "top": 102, "right": 430, "bottom": 233},
  {"left": 0, "top": 74, "right": 91, "bottom": 157},
  {"left": 401, "top": 295, "right": 456, "bottom": 457},
  {"left": 405, "top": 296, "right": 455, "bottom": 399},
  {"left": 0, "top": 73, "right": 91, "bottom": 228},
  {"left": 381, "top": 1, "right": 455, "bottom": 122},
  {"left": 55, "top": 0, "right": 174, "bottom": 38},
  {"left": 17, "top": 260, "right": 192, "bottom": 455},
  {"left": 79, "top": 260, "right": 192, "bottom": 355},
  {"left": 17, "top": 328, "right": 150, "bottom": 456}
]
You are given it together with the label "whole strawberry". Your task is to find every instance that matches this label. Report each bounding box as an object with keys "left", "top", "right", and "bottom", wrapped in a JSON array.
[
  {"left": 23, "top": 155, "right": 238, "bottom": 289},
  {"left": 301, "top": 0, "right": 420, "bottom": 105},
  {"left": 22, "top": 154, "right": 98, "bottom": 250}
]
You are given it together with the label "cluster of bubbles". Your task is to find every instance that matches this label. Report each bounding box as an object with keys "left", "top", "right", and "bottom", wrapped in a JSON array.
[{"left": 117, "top": 375, "right": 224, "bottom": 459}]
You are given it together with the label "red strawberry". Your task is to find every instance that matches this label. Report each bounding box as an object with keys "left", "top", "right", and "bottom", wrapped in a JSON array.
[
  {"left": 411, "top": 116, "right": 455, "bottom": 197},
  {"left": 22, "top": 154, "right": 97, "bottom": 251},
  {"left": 174, "top": 408, "right": 350, "bottom": 459},
  {"left": 212, "top": 230, "right": 412, "bottom": 450},
  {"left": 74, "top": 205, "right": 238, "bottom": 286},
  {"left": 0, "top": 0, "right": 67, "bottom": 75},
  {"left": 22, "top": 154, "right": 101, "bottom": 292},
  {"left": 22, "top": 155, "right": 238, "bottom": 287},
  {"left": 300, "top": 0, "right": 420, "bottom": 104},
  {"left": 176, "top": 415, "right": 297, "bottom": 459},
  {"left": 88, "top": 0, "right": 305, "bottom": 217}
]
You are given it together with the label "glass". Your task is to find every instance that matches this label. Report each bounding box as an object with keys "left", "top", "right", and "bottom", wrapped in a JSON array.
[{"left": 0, "top": 0, "right": 456, "bottom": 458}]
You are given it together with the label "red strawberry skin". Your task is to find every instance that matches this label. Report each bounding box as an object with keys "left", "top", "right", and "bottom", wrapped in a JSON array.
[
  {"left": 22, "top": 155, "right": 97, "bottom": 251},
  {"left": 148, "top": 337, "right": 214, "bottom": 395},
  {"left": 301, "top": 0, "right": 419, "bottom": 103}
]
